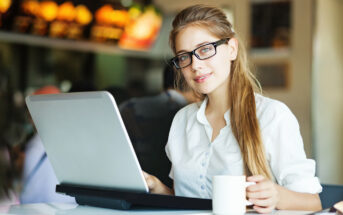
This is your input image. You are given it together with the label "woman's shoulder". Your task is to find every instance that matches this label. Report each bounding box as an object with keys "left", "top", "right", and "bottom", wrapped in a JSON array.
[
  {"left": 168, "top": 101, "right": 201, "bottom": 138},
  {"left": 174, "top": 101, "right": 201, "bottom": 119},
  {"left": 255, "top": 94, "right": 292, "bottom": 114},
  {"left": 255, "top": 94, "right": 297, "bottom": 127}
]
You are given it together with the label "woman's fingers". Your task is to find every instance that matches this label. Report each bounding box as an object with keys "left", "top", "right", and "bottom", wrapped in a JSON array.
[
  {"left": 142, "top": 171, "right": 149, "bottom": 179},
  {"left": 247, "top": 188, "right": 274, "bottom": 199},
  {"left": 142, "top": 171, "right": 173, "bottom": 195},
  {"left": 249, "top": 197, "right": 276, "bottom": 207},
  {"left": 253, "top": 205, "right": 275, "bottom": 214},
  {"left": 247, "top": 175, "right": 265, "bottom": 182},
  {"left": 142, "top": 171, "right": 155, "bottom": 189},
  {"left": 246, "top": 175, "right": 279, "bottom": 212},
  {"left": 246, "top": 177, "right": 271, "bottom": 192},
  {"left": 247, "top": 181, "right": 277, "bottom": 199}
]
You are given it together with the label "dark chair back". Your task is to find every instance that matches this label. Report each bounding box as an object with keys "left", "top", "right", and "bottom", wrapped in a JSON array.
[{"left": 320, "top": 184, "right": 343, "bottom": 209}]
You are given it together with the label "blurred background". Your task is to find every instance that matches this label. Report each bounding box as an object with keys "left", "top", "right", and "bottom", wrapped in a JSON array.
[{"left": 0, "top": 0, "right": 342, "bottom": 200}]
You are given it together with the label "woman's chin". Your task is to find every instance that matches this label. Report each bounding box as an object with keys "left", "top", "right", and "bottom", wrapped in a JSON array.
[{"left": 193, "top": 87, "right": 212, "bottom": 95}]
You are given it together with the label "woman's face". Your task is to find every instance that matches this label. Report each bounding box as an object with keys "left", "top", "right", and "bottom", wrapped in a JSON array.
[{"left": 174, "top": 26, "right": 237, "bottom": 96}]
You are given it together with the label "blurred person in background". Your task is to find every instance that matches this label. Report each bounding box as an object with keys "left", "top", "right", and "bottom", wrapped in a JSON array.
[
  {"left": 119, "top": 64, "right": 199, "bottom": 188},
  {"left": 1, "top": 54, "right": 26, "bottom": 209},
  {"left": 20, "top": 86, "right": 75, "bottom": 204},
  {"left": 103, "top": 86, "right": 130, "bottom": 106},
  {"left": 126, "top": 80, "right": 147, "bottom": 98},
  {"left": 68, "top": 81, "right": 96, "bottom": 93},
  {"left": 0, "top": 139, "right": 19, "bottom": 209}
]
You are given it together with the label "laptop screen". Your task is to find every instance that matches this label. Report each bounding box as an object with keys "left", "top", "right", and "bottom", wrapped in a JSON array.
[{"left": 26, "top": 91, "right": 149, "bottom": 193}]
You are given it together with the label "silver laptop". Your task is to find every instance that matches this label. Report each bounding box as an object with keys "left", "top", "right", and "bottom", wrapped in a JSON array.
[
  {"left": 26, "top": 91, "right": 211, "bottom": 210},
  {"left": 25, "top": 91, "right": 149, "bottom": 193}
]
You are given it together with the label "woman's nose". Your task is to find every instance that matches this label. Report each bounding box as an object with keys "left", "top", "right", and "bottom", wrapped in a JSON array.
[{"left": 191, "top": 54, "right": 203, "bottom": 71}]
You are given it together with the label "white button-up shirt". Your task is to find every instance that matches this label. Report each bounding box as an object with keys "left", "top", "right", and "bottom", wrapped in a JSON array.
[{"left": 165, "top": 94, "right": 322, "bottom": 199}]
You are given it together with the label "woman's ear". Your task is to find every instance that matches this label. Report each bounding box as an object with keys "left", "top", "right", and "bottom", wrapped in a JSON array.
[{"left": 228, "top": 38, "right": 238, "bottom": 61}]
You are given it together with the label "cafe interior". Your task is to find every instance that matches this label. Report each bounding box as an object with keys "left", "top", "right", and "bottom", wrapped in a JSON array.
[{"left": 0, "top": 0, "right": 342, "bottom": 212}]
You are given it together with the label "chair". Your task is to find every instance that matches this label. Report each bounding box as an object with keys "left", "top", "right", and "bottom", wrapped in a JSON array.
[{"left": 320, "top": 184, "right": 343, "bottom": 209}]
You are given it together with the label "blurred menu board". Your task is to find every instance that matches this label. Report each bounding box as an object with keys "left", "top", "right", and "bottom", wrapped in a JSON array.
[{"left": 0, "top": 0, "right": 163, "bottom": 51}]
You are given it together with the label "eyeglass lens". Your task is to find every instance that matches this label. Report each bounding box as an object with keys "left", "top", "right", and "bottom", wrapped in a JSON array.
[{"left": 175, "top": 43, "right": 216, "bottom": 69}]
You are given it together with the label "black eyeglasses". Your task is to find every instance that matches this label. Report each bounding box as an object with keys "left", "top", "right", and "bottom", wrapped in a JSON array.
[{"left": 171, "top": 38, "right": 230, "bottom": 69}]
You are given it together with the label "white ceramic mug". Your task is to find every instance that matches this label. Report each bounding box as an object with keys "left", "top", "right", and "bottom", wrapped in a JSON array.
[{"left": 212, "top": 175, "right": 255, "bottom": 215}]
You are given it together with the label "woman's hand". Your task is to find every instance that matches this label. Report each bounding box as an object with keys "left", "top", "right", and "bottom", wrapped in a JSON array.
[
  {"left": 246, "top": 175, "right": 280, "bottom": 214},
  {"left": 143, "top": 171, "right": 174, "bottom": 195},
  {"left": 143, "top": 171, "right": 161, "bottom": 193}
]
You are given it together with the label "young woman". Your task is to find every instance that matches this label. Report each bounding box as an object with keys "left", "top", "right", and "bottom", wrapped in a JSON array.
[{"left": 143, "top": 4, "right": 322, "bottom": 213}]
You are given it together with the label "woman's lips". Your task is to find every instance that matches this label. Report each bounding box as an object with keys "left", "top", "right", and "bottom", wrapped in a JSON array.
[{"left": 194, "top": 73, "right": 212, "bottom": 83}]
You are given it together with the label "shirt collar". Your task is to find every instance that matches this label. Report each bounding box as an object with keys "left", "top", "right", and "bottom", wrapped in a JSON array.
[
  {"left": 196, "top": 97, "right": 209, "bottom": 125},
  {"left": 224, "top": 109, "right": 230, "bottom": 125}
]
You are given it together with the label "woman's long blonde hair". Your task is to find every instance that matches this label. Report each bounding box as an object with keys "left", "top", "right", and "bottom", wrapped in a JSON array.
[{"left": 169, "top": 4, "right": 272, "bottom": 179}]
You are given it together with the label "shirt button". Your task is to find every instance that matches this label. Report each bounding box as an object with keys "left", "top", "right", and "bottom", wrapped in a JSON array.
[
  {"left": 201, "top": 162, "right": 205, "bottom": 167},
  {"left": 201, "top": 185, "right": 205, "bottom": 190},
  {"left": 200, "top": 174, "right": 203, "bottom": 179},
  {"left": 205, "top": 152, "right": 209, "bottom": 156}
]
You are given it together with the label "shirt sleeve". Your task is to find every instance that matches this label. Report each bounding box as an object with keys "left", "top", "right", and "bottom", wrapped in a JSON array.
[
  {"left": 165, "top": 139, "right": 174, "bottom": 180},
  {"left": 165, "top": 109, "right": 184, "bottom": 180},
  {"left": 263, "top": 103, "right": 322, "bottom": 194},
  {"left": 164, "top": 104, "right": 193, "bottom": 181}
]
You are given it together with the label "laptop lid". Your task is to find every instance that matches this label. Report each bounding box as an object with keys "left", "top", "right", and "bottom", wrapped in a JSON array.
[{"left": 25, "top": 91, "right": 149, "bottom": 193}]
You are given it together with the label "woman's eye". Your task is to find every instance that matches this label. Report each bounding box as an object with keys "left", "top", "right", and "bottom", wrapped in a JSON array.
[
  {"left": 201, "top": 48, "right": 210, "bottom": 53},
  {"left": 179, "top": 55, "right": 189, "bottom": 62},
  {"left": 199, "top": 45, "right": 213, "bottom": 54}
]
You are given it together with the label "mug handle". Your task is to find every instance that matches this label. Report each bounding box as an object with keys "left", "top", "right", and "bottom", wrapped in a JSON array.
[{"left": 245, "top": 182, "right": 256, "bottom": 206}]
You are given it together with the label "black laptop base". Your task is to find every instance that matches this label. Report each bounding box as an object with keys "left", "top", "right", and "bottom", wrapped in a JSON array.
[{"left": 56, "top": 183, "right": 212, "bottom": 210}]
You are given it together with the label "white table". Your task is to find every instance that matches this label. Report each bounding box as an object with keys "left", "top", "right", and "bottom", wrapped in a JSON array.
[{"left": 0, "top": 203, "right": 318, "bottom": 215}]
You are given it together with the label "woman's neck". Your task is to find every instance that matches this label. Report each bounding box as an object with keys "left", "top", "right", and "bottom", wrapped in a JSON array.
[
  {"left": 205, "top": 89, "right": 230, "bottom": 142},
  {"left": 206, "top": 91, "right": 230, "bottom": 116}
]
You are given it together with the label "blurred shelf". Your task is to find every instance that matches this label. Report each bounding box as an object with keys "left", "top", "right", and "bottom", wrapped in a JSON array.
[
  {"left": 250, "top": 47, "right": 290, "bottom": 62},
  {"left": 251, "top": 0, "right": 288, "bottom": 4},
  {"left": 0, "top": 31, "right": 170, "bottom": 60}
]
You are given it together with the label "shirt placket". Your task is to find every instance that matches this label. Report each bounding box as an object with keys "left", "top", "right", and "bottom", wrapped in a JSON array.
[{"left": 199, "top": 139, "right": 212, "bottom": 197}]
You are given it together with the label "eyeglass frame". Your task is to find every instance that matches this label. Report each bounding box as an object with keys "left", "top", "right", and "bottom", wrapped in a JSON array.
[{"left": 170, "top": 38, "right": 230, "bottom": 69}]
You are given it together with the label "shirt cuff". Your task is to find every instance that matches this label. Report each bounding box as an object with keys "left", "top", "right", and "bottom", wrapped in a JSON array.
[{"left": 284, "top": 176, "right": 322, "bottom": 194}]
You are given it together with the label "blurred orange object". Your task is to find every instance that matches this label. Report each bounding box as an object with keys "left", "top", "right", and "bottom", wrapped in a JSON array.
[
  {"left": 0, "top": 0, "right": 11, "bottom": 13},
  {"left": 67, "top": 23, "right": 83, "bottom": 39},
  {"left": 49, "top": 20, "right": 68, "bottom": 37},
  {"left": 21, "top": 0, "right": 39, "bottom": 16},
  {"left": 57, "top": 1, "right": 76, "bottom": 22},
  {"left": 92, "top": 4, "right": 130, "bottom": 42},
  {"left": 95, "top": 5, "right": 129, "bottom": 27},
  {"left": 33, "top": 86, "right": 60, "bottom": 95},
  {"left": 109, "top": 10, "right": 129, "bottom": 28},
  {"left": 91, "top": 25, "right": 123, "bottom": 41},
  {"left": 95, "top": 4, "right": 113, "bottom": 25},
  {"left": 39, "top": 1, "right": 58, "bottom": 22},
  {"left": 75, "top": 4, "right": 92, "bottom": 25},
  {"left": 119, "top": 7, "right": 162, "bottom": 50}
]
